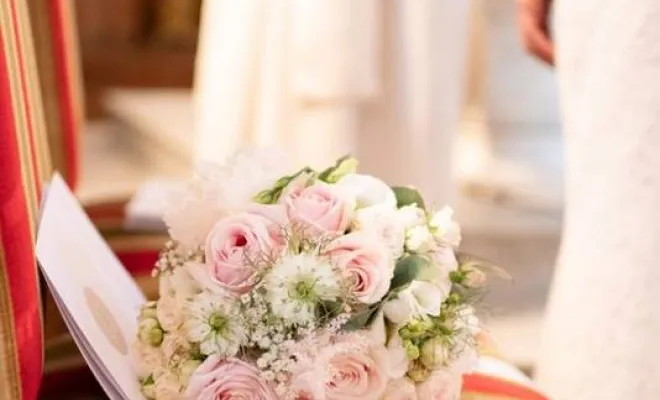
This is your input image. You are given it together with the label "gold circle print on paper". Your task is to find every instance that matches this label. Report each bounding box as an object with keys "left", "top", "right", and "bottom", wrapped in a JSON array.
[{"left": 84, "top": 287, "right": 128, "bottom": 355}]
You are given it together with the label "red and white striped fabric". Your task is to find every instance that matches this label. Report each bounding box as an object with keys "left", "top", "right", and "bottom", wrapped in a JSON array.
[
  {"left": 0, "top": 0, "right": 51, "bottom": 398},
  {"left": 462, "top": 356, "right": 549, "bottom": 400}
]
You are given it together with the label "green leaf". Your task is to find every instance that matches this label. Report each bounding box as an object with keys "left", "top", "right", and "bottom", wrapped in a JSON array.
[
  {"left": 319, "top": 155, "right": 358, "bottom": 183},
  {"left": 343, "top": 307, "right": 377, "bottom": 331},
  {"left": 391, "top": 255, "right": 428, "bottom": 290},
  {"left": 320, "top": 300, "right": 345, "bottom": 318},
  {"left": 392, "top": 186, "right": 426, "bottom": 210},
  {"left": 253, "top": 190, "right": 274, "bottom": 204}
]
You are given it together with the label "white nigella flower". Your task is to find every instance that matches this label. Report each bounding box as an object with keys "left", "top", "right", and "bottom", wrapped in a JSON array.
[
  {"left": 184, "top": 291, "right": 245, "bottom": 357},
  {"left": 264, "top": 253, "right": 341, "bottom": 325}
]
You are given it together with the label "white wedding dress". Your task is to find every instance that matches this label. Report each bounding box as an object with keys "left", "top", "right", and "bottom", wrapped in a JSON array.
[
  {"left": 193, "top": 0, "right": 470, "bottom": 206},
  {"left": 536, "top": 0, "right": 660, "bottom": 399}
]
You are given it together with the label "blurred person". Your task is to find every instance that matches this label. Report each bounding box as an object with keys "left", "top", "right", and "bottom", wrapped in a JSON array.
[
  {"left": 193, "top": 0, "right": 471, "bottom": 207},
  {"left": 519, "top": 0, "right": 660, "bottom": 399}
]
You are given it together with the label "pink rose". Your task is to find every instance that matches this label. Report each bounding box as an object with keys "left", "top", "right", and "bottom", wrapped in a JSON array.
[
  {"left": 325, "top": 232, "right": 392, "bottom": 304},
  {"left": 205, "top": 205, "right": 286, "bottom": 293},
  {"left": 283, "top": 182, "right": 352, "bottom": 236},
  {"left": 415, "top": 370, "right": 462, "bottom": 400},
  {"left": 185, "top": 356, "right": 277, "bottom": 400},
  {"left": 324, "top": 346, "right": 389, "bottom": 400}
]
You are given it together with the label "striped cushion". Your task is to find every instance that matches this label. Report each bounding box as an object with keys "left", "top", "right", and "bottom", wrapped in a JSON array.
[
  {"left": 461, "top": 334, "right": 549, "bottom": 400},
  {"left": 27, "top": 0, "right": 83, "bottom": 190},
  {"left": 0, "top": 0, "right": 51, "bottom": 398}
]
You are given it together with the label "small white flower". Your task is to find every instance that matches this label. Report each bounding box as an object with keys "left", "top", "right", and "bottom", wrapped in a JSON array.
[
  {"left": 264, "top": 253, "right": 341, "bottom": 325},
  {"left": 156, "top": 295, "right": 182, "bottom": 332},
  {"left": 160, "top": 331, "right": 190, "bottom": 360},
  {"left": 178, "top": 359, "right": 201, "bottom": 384},
  {"left": 184, "top": 291, "right": 245, "bottom": 357},
  {"left": 405, "top": 225, "right": 435, "bottom": 253},
  {"left": 429, "top": 206, "right": 461, "bottom": 246},
  {"left": 131, "top": 340, "right": 166, "bottom": 379},
  {"left": 153, "top": 371, "right": 183, "bottom": 400},
  {"left": 383, "top": 281, "right": 449, "bottom": 324},
  {"left": 397, "top": 205, "right": 426, "bottom": 229}
]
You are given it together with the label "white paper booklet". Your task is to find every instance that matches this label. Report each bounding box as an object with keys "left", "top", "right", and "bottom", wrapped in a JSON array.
[{"left": 37, "top": 174, "right": 147, "bottom": 400}]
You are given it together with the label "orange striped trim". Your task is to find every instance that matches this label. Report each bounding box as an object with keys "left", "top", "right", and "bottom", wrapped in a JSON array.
[
  {"left": 7, "top": 0, "right": 50, "bottom": 197},
  {"left": 463, "top": 373, "right": 549, "bottom": 400},
  {"left": 0, "top": 1, "right": 46, "bottom": 399},
  {"left": 16, "top": 0, "right": 50, "bottom": 185},
  {"left": 1, "top": 0, "right": 38, "bottom": 224},
  {"left": 462, "top": 394, "right": 529, "bottom": 400},
  {"left": 29, "top": 0, "right": 81, "bottom": 189}
]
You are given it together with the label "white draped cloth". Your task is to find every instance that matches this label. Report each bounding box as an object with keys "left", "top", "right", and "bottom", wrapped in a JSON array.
[
  {"left": 193, "top": 0, "right": 470, "bottom": 206},
  {"left": 537, "top": 0, "right": 660, "bottom": 399}
]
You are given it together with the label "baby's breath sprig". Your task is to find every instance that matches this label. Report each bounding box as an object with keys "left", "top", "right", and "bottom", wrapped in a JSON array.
[{"left": 152, "top": 240, "right": 204, "bottom": 277}]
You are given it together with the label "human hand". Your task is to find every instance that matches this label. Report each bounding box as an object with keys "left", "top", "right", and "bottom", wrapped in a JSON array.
[{"left": 517, "top": 0, "right": 554, "bottom": 65}]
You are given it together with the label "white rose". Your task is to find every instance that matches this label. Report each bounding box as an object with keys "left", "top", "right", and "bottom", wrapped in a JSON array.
[
  {"left": 397, "top": 205, "right": 426, "bottom": 229},
  {"left": 354, "top": 205, "right": 405, "bottom": 260},
  {"left": 381, "top": 377, "right": 418, "bottom": 400},
  {"left": 336, "top": 173, "right": 397, "bottom": 210},
  {"left": 429, "top": 206, "right": 461, "bottom": 247},
  {"left": 405, "top": 225, "right": 435, "bottom": 253}
]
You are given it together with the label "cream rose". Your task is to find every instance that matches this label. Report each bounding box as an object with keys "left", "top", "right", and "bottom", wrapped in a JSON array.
[
  {"left": 325, "top": 346, "right": 389, "bottom": 400},
  {"left": 382, "top": 378, "right": 418, "bottom": 400},
  {"left": 205, "top": 206, "right": 285, "bottom": 294},
  {"left": 185, "top": 356, "right": 277, "bottom": 400},
  {"left": 283, "top": 181, "right": 352, "bottom": 236},
  {"left": 325, "top": 232, "right": 392, "bottom": 304}
]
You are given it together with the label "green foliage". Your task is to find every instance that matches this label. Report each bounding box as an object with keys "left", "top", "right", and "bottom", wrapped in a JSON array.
[
  {"left": 391, "top": 186, "right": 426, "bottom": 210},
  {"left": 253, "top": 167, "right": 315, "bottom": 204},
  {"left": 343, "top": 306, "right": 379, "bottom": 331},
  {"left": 390, "top": 255, "right": 428, "bottom": 291},
  {"left": 318, "top": 155, "right": 358, "bottom": 183}
]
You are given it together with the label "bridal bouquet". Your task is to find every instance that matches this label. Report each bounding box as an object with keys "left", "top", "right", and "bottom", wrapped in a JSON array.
[{"left": 132, "top": 149, "right": 490, "bottom": 400}]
